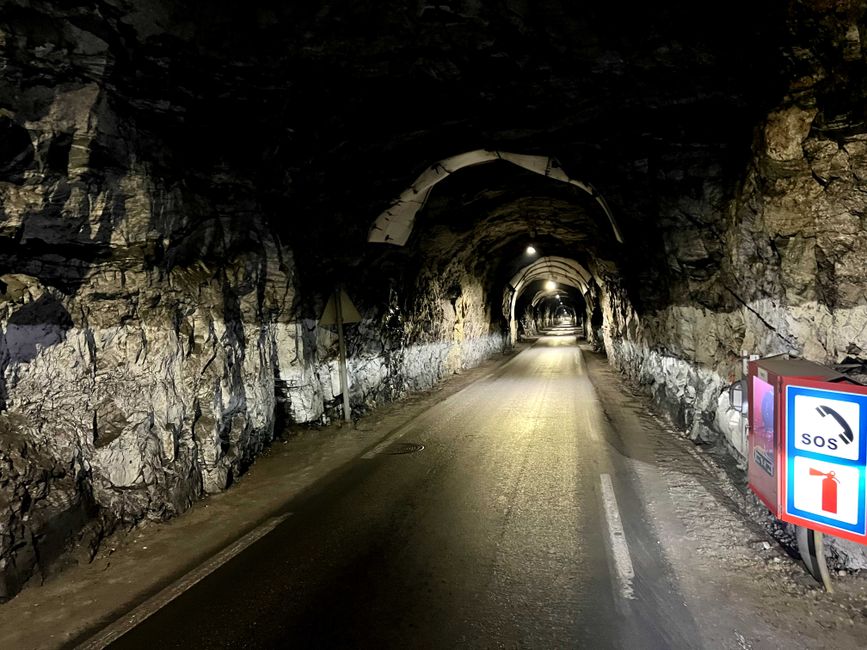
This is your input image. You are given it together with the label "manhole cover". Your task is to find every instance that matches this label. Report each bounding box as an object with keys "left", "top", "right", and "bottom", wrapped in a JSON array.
[{"left": 384, "top": 442, "right": 425, "bottom": 455}]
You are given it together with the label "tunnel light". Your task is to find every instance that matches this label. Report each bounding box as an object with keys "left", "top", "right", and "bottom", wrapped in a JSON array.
[
  {"left": 526, "top": 245, "right": 537, "bottom": 255},
  {"left": 545, "top": 280, "right": 556, "bottom": 291}
]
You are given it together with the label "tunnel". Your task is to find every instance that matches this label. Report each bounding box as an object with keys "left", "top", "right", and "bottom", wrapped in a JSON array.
[{"left": 2, "top": 0, "right": 867, "bottom": 642}]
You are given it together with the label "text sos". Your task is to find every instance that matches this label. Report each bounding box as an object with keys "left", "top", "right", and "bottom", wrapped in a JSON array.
[{"left": 800, "top": 433, "right": 840, "bottom": 450}]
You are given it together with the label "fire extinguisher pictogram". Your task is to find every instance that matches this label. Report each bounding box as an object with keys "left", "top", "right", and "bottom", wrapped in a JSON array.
[{"left": 809, "top": 468, "right": 840, "bottom": 513}]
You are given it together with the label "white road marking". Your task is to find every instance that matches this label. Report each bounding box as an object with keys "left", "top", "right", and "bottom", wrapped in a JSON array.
[
  {"left": 585, "top": 410, "right": 601, "bottom": 443},
  {"left": 76, "top": 512, "right": 292, "bottom": 649},
  {"left": 600, "top": 473, "right": 636, "bottom": 600}
]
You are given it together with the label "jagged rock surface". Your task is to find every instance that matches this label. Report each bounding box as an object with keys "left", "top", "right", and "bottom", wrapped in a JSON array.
[
  {"left": 596, "top": 5, "right": 867, "bottom": 566},
  {"left": 0, "top": 5, "right": 509, "bottom": 596},
  {"left": 2, "top": 0, "right": 867, "bottom": 592}
]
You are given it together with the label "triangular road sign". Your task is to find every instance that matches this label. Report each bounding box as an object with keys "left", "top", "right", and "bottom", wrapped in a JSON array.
[{"left": 319, "top": 289, "right": 362, "bottom": 325}]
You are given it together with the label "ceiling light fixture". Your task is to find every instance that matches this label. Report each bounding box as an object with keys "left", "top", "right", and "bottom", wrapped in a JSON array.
[
  {"left": 546, "top": 280, "right": 557, "bottom": 291},
  {"left": 526, "top": 245, "right": 536, "bottom": 255}
]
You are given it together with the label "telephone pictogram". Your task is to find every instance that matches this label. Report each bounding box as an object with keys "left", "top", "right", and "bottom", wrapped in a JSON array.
[
  {"left": 809, "top": 468, "right": 840, "bottom": 513},
  {"left": 816, "top": 405, "right": 854, "bottom": 444}
]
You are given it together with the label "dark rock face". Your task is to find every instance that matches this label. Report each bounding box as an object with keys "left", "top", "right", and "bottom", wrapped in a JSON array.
[
  {"left": 604, "top": 3, "right": 867, "bottom": 450},
  {"left": 0, "top": 2, "right": 297, "bottom": 596},
  {"left": 0, "top": 1, "right": 515, "bottom": 596},
  {"left": 1, "top": 0, "right": 867, "bottom": 594}
]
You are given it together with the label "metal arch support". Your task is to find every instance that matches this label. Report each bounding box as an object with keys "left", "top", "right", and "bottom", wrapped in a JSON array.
[
  {"left": 508, "top": 256, "right": 593, "bottom": 296},
  {"left": 367, "top": 149, "right": 623, "bottom": 246},
  {"left": 506, "top": 255, "right": 594, "bottom": 346},
  {"left": 530, "top": 289, "right": 582, "bottom": 308}
]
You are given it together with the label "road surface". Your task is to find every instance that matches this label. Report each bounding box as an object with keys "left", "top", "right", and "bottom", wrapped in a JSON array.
[{"left": 104, "top": 335, "right": 716, "bottom": 648}]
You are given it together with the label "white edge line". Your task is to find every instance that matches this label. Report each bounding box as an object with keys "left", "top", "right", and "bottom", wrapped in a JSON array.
[
  {"left": 77, "top": 512, "right": 292, "bottom": 649},
  {"left": 600, "top": 473, "right": 636, "bottom": 600},
  {"left": 585, "top": 410, "right": 601, "bottom": 443}
]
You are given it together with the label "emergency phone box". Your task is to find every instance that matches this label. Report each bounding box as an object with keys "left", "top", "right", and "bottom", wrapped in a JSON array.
[{"left": 747, "top": 357, "right": 867, "bottom": 545}]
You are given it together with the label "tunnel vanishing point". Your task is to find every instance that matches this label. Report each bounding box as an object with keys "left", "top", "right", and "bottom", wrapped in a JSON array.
[{"left": 2, "top": 0, "right": 867, "bottom": 600}]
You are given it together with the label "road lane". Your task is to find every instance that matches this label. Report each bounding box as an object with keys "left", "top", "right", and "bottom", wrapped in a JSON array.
[{"left": 104, "top": 336, "right": 699, "bottom": 648}]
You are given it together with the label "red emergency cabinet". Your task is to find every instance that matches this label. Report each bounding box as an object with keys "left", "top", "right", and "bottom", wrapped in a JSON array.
[{"left": 747, "top": 357, "right": 867, "bottom": 545}]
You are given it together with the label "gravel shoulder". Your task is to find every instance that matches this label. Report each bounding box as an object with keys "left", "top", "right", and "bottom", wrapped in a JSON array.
[{"left": 581, "top": 343, "right": 867, "bottom": 649}]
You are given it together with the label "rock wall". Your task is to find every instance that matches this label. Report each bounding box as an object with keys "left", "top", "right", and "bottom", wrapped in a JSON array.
[
  {"left": 0, "top": 119, "right": 507, "bottom": 604},
  {"left": 0, "top": 225, "right": 295, "bottom": 601},
  {"left": 0, "top": 176, "right": 296, "bottom": 602},
  {"left": 0, "top": 21, "right": 302, "bottom": 597},
  {"left": 1, "top": 0, "right": 860, "bottom": 597},
  {"left": 275, "top": 268, "right": 507, "bottom": 423},
  {"left": 597, "top": 8, "right": 867, "bottom": 566},
  {"left": 518, "top": 304, "right": 537, "bottom": 339},
  {"left": 602, "top": 107, "right": 867, "bottom": 448},
  {"left": 0, "top": 60, "right": 507, "bottom": 599}
]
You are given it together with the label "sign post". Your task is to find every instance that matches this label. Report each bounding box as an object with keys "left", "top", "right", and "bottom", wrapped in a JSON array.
[{"left": 319, "top": 289, "right": 362, "bottom": 423}]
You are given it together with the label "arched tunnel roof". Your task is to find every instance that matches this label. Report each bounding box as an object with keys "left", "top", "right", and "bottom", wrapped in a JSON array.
[
  {"left": 530, "top": 289, "right": 584, "bottom": 309},
  {"left": 509, "top": 256, "right": 593, "bottom": 297},
  {"left": 367, "top": 150, "right": 622, "bottom": 246},
  {"left": 0, "top": 0, "right": 801, "bottom": 314}
]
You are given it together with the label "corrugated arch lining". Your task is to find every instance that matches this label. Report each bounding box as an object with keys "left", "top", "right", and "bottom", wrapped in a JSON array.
[
  {"left": 508, "top": 256, "right": 592, "bottom": 327},
  {"left": 530, "top": 291, "right": 580, "bottom": 308},
  {"left": 367, "top": 150, "right": 623, "bottom": 246},
  {"left": 534, "top": 296, "right": 577, "bottom": 319},
  {"left": 509, "top": 256, "right": 592, "bottom": 297}
]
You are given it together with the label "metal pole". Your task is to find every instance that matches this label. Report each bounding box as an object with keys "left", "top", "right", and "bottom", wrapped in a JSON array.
[
  {"left": 335, "top": 289, "right": 351, "bottom": 423},
  {"left": 795, "top": 525, "right": 834, "bottom": 592}
]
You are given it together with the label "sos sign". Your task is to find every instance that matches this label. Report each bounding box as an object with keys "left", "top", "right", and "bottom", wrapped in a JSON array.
[
  {"left": 793, "top": 395, "right": 859, "bottom": 461},
  {"left": 784, "top": 383, "right": 867, "bottom": 541}
]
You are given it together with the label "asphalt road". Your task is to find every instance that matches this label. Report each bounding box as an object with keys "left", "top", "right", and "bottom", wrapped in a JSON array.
[{"left": 107, "top": 336, "right": 702, "bottom": 648}]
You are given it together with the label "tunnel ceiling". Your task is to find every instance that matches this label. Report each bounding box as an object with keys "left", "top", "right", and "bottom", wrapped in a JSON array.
[
  {"left": 3, "top": 0, "right": 854, "bottom": 300},
  {"left": 412, "top": 164, "right": 617, "bottom": 268}
]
